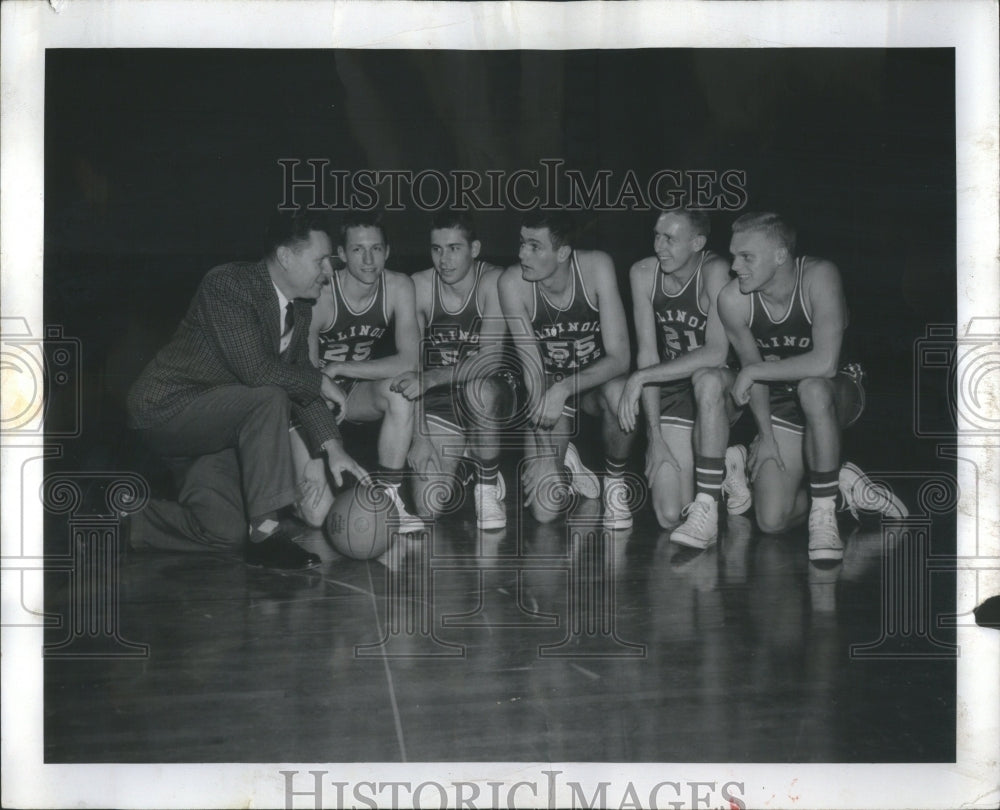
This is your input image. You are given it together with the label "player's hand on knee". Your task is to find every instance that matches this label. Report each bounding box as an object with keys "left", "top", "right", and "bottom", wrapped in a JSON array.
[
  {"left": 390, "top": 370, "right": 423, "bottom": 401},
  {"left": 645, "top": 432, "right": 680, "bottom": 481},
  {"left": 749, "top": 434, "right": 785, "bottom": 480},
  {"left": 618, "top": 376, "right": 642, "bottom": 432},
  {"left": 407, "top": 434, "right": 441, "bottom": 480},
  {"left": 320, "top": 377, "right": 348, "bottom": 423},
  {"left": 325, "top": 442, "right": 367, "bottom": 489}
]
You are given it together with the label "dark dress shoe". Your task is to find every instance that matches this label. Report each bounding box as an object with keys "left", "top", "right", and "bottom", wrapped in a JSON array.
[{"left": 245, "top": 530, "right": 321, "bottom": 570}]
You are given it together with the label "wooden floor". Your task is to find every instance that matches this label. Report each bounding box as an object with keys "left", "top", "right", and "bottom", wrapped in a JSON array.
[{"left": 44, "top": 482, "right": 956, "bottom": 764}]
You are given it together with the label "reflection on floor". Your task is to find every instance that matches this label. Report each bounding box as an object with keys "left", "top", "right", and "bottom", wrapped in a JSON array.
[{"left": 44, "top": 490, "right": 956, "bottom": 763}]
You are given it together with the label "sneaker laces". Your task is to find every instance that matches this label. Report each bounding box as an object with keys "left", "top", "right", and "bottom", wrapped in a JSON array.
[
  {"left": 809, "top": 503, "right": 839, "bottom": 534},
  {"left": 679, "top": 499, "right": 714, "bottom": 533}
]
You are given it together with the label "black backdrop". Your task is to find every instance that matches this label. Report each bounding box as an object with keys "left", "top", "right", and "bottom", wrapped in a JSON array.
[{"left": 43, "top": 48, "right": 956, "bottom": 479}]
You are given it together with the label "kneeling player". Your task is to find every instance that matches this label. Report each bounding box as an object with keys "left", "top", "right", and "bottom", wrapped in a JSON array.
[
  {"left": 290, "top": 210, "right": 425, "bottom": 533},
  {"left": 617, "top": 209, "right": 751, "bottom": 533},
  {"left": 392, "top": 210, "right": 512, "bottom": 529},
  {"left": 691, "top": 212, "right": 905, "bottom": 559},
  {"left": 499, "top": 209, "right": 632, "bottom": 527}
]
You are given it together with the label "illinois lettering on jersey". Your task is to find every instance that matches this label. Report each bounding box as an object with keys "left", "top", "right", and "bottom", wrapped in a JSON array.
[
  {"left": 651, "top": 251, "right": 709, "bottom": 362},
  {"left": 424, "top": 261, "right": 485, "bottom": 369},
  {"left": 530, "top": 252, "right": 604, "bottom": 373},
  {"left": 748, "top": 257, "right": 814, "bottom": 362},
  {"left": 318, "top": 272, "right": 390, "bottom": 366}
]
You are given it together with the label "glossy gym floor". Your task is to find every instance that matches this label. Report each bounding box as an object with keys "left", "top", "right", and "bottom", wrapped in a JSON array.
[{"left": 44, "top": 447, "right": 956, "bottom": 765}]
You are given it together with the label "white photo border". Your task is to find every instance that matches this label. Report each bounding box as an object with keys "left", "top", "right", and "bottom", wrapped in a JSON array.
[{"left": 2, "top": 1, "right": 997, "bottom": 808}]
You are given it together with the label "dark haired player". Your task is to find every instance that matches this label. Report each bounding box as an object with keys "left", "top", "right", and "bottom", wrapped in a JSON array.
[
  {"left": 289, "top": 210, "right": 425, "bottom": 533},
  {"left": 498, "top": 209, "right": 632, "bottom": 527},
  {"left": 392, "top": 210, "right": 511, "bottom": 529},
  {"left": 617, "top": 209, "right": 751, "bottom": 535},
  {"left": 127, "top": 210, "right": 365, "bottom": 569},
  {"left": 685, "top": 211, "right": 906, "bottom": 559}
]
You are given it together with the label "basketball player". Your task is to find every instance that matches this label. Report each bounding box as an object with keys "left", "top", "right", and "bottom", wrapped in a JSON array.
[
  {"left": 617, "top": 209, "right": 752, "bottom": 532},
  {"left": 391, "top": 210, "right": 512, "bottom": 529},
  {"left": 290, "top": 210, "right": 425, "bottom": 533},
  {"left": 498, "top": 208, "right": 632, "bottom": 527},
  {"left": 680, "top": 212, "right": 905, "bottom": 559}
]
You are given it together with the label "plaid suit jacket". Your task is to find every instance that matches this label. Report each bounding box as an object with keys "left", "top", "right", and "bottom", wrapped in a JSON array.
[{"left": 127, "top": 261, "right": 340, "bottom": 454}]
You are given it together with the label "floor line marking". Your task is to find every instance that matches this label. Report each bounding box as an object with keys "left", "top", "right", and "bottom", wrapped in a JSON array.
[
  {"left": 570, "top": 662, "right": 601, "bottom": 681},
  {"left": 366, "top": 562, "right": 408, "bottom": 762}
]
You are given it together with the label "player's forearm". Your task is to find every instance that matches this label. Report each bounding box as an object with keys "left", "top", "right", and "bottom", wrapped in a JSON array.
[
  {"left": 634, "top": 345, "right": 727, "bottom": 387},
  {"left": 640, "top": 385, "right": 662, "bottom": 435},
  {"left": 747, "top": 384, "right": 776, "bottom": 441},
  {"left": 419, "top": 366, "right": 455, "bottom": 391},
  {"left": 744, "top": 351, "right": 838, "bottom": 383},
  {"left": 327, "top": 353, "right": 416, "bottom": 380},
  {"left": 566, "top": 353, "right": 629, "bottom": 396}
]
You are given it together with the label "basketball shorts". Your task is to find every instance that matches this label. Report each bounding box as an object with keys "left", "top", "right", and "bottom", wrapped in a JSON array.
[
  {"left": 288, "top": 376, "right": 361, "bottom": 435},
  {"left": 422, "top": 371, "right": 520, "bottom": 435},
  {"left": 658, "top": 380, "right": 697, "bottom": 429},
  {"left": 768, "top": 363, "right": 866, "bottom": 436},
  {"left": 329, "top": 376, "right": 361, "bottom": 402}
]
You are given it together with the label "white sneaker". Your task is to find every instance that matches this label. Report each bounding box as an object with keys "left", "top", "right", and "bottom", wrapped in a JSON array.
[
  {"left": 838, "top": 462, "right": 908, "bottom": 520},
  {"left": 808, "top": 501, "right": 843, "bottom": 561},
  {"left": 722, "top": 444, "right": 752, "bottom": 515},
  {"left": 563, "top": 442, "right": 600, "bottom": 499},
  {"left": 602, "top": 477, "right": 633, "bottom": 530},
  {"left": 475, "top": 471, "right": 507, "bottom": 530},
  {"left": 385, "top": 485, "right": 426, "bottom": 534},
  {"left": 669, "top": 497, "right": 718, "bottom": 549}
]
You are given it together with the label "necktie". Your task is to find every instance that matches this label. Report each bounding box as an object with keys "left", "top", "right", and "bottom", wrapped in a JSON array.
[{"left": 283, "top": 300, "right": 295, "bottom": 336}]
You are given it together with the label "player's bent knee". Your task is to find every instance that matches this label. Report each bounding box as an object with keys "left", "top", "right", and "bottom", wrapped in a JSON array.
[
  {"left": 654, "top": 502, "right": 682, "bottom": 528},
  {"left": 600, "top": 376, "right": 627, "bottom": 409},
  {"left": 755, "top": 504, "right": 793, "bottom": 535},
  {"left": 649, "top": 479, "right": 683, "bottom": 527},
  {"left": 531, "top": 503, "right": 560, "bottom": 524},
  {"left": 692, "top": 367, "right": 727, "bottom": 404},
  {"left": 797, "top": 377, "right": 835, "bottom": 415},
  {"left": 379, "top": 381, "right": 415, "bottom": 419}
]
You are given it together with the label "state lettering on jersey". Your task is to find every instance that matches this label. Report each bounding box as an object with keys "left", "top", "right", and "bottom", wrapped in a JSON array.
[
  {"left": 533, "top": 320, "right": 601, "bottom": 341},
  {"left": 541, "top": 333, "right": 602, "bottom": 370},
  {"left": 656, "top": 308, "right": 707, "bottom": 360},
  {"left": 320, "top": 323, "right": 388, "bottom": 365},
  {"left": 755, "top": 335, "right": 812, "bottom": 352},
  {"left": 425, "top": 323, "right": 482, "bottom": 368}
]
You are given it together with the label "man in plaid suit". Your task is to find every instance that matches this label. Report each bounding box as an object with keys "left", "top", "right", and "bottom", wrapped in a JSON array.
[{"left": 126, "top": 210, "right": 364, "bottom": 569}]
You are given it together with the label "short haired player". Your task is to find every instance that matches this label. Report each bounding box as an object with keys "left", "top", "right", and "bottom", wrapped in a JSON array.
[
  {"left": 617, "top": 209, "right": 752, "bottom": 532},
  {"left": 498, "top": 208, "right": 633, "bottom": 527},
  {"left": 391, "top": 210, "right": 512, "bottom": 529},
  {"left": 289, "top": 210, "right": 425, "bottom": 533},
  {"left": 683, "top": 212, "right": 905, "bottom": 559}
]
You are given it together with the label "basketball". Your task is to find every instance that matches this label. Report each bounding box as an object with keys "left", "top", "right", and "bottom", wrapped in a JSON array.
[{"left": 323, "top": 482, "right": 397, "bottom": 560}]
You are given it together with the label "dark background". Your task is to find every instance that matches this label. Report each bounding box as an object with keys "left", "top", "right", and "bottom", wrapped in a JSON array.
[
  {"left": 43, "top": 47, "right": 955, "bottom": 497},
  {"left": 41, "top": 47, "right": 958, "bottom": 765}
]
